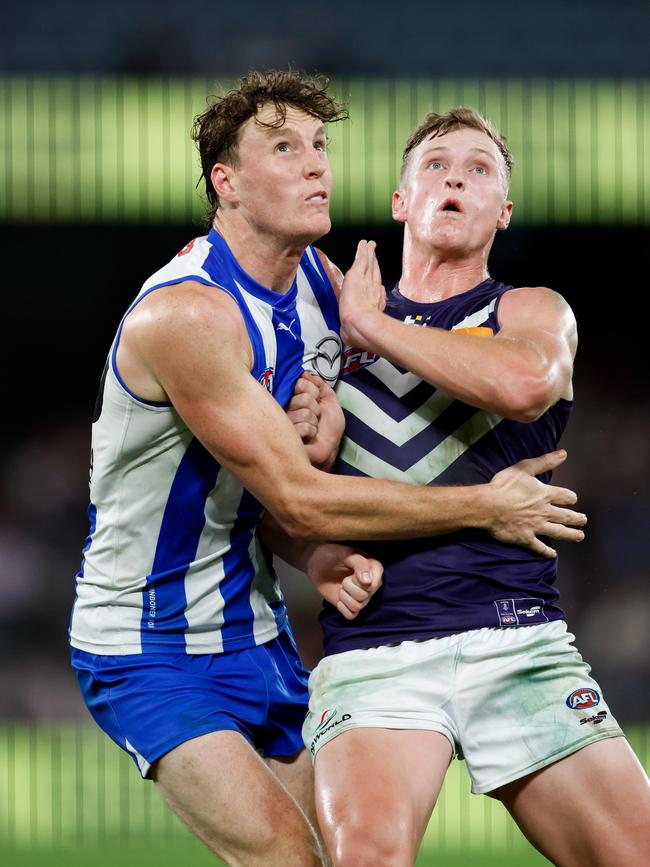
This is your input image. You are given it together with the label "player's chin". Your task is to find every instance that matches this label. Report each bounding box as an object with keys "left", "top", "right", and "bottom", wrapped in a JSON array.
[
  {"left": 428, "top": 230, "right": 471, "bottom": 256},
  {"left": 305, "top": 212, "right": 331, "bottom": 240},
  {"left": 293, "top": 219, "right": 331, "bottom": 247}
]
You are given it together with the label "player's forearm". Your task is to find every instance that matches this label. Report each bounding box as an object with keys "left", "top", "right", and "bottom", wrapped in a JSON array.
[
  {"left": 272, "top": 470, "right": 495, "bottom": 541},
  {"left": 348, "top": 309, "right": 561, "bottom": 421},
  {"left": 258, "top": 511, "right": 318, "bottom": 571}
]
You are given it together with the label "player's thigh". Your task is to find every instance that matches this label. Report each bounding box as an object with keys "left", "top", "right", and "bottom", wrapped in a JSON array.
[
  {"left": 265, "top": 748, "right": 317, "bottom": 827},
  {"left": 315, "top": 727, "right": 453, "bottom": 867},
  {"left": 153, "top": 729, "right": 323, "bottom": 866},
  {"left": 495, "top": 737, "right": 650, "bottom": 867}
]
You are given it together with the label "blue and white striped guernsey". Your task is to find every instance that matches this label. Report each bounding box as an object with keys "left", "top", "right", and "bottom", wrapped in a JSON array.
[{"left": 70, "top": 229, "right": 341, "bottom": 655}]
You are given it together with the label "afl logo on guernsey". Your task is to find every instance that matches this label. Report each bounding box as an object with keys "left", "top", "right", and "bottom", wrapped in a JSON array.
[
  {"left": 305, "top": 334, "right": 342, "bottom": 384},
  {"left": 566, "top": 688, "right": 600, "bottom": 710},
  {"left": 341, "top": 347, "right": 378, "bottom": 375},
  {"left": 259, "top": 367, "right": 274, "bottom": 392}
]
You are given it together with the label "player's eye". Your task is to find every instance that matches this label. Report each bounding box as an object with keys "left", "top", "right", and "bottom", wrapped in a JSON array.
[
  {"left": 472, "top": 165, "right": 488, "bottom": 175},
  {"left": 428, "top": 160, "right": 444, "bottom": 170},
  {"left": 314, "top": 139, "right": 328, "bottom": 152},
  {"left": 275, "top": 142, "right": 291, "bottom": 153}
]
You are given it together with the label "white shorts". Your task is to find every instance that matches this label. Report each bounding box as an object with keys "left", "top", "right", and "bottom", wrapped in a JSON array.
[{"left": 303, "top": 621, "right": 623, "bottom": 794}]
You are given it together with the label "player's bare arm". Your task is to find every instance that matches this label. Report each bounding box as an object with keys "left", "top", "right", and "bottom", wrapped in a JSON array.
[
  {"left": 339, "top": 241, "right": 576, "bottom": 422},
  {"left": 259, "top": 513, "right": 383, "bottom": 621},
  {"left": 271, "top": 371, "right": 379, "bottom": 618},
  {"left": 118, "top": 279, "right": 584, "bottom": 554}
]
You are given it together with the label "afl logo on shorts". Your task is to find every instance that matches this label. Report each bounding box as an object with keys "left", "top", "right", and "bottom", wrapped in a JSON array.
[
  {"left": 566, "top": 687, "right": 600, "bottom": 710},
  {"left": 306, "top": 335, "right": 342, "bottom": 384}
]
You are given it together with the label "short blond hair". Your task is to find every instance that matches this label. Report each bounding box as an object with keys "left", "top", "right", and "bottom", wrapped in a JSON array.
[{"left": 401, "top": 106, "right": 513, "bottom": 185}]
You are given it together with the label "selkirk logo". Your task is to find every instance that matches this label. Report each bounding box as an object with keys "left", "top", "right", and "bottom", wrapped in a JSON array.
[{"left": 580, "top": 711, "right": 608, "bottom": 726}]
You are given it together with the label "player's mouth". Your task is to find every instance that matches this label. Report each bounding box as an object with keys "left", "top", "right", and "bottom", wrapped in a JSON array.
[
  {"left": 439, "top": 198, "right": 464, "bottom": 215},
  {"left": 306, "top": 190, "right": 329, "bottom": 204}
]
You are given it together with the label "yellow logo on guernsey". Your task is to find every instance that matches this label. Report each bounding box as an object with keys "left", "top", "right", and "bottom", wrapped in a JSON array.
[{"left": 453, "top": 326, "right": 494, "bottom": 337}]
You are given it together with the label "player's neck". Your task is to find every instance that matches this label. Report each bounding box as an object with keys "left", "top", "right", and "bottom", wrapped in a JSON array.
[
  {"left": 213, "top": 215, "right": 306, "bottom": 295},
  {"left": 398, "top": 236, "right": 490, "bottom": 303}
]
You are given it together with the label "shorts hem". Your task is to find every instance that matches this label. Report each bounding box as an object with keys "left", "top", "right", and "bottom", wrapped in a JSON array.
[
  {"left": 142, "top": 720, "right": 248, "bottom": 779},
  {"left": 308, "top": 720, "right": 456, "bottom": 763},
  {"left": 471, "top": 729, "right": 625, "bottom": 795},
  {"left": 70, "top": 620, "right": 287, "bottom": 657},
  {"left": 263, "top": 741, "right": 306, "bottom": 760}
]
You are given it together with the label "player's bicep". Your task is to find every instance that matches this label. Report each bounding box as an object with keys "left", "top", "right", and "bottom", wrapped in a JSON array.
[
  {"left": 497, "top": 287, "right": 576, "bottom": 397},
  {"left": 497, "top": 286, "right": 577, "bottom": 359},
  {"left": 143, "top": 291, "right": 314, "bottom": 507},
  {"left": 174, "top": 369, "right": 313, "bottom": 487}
]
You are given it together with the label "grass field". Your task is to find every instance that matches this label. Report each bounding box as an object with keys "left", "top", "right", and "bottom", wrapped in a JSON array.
[
  {"left": 0, "top": 724, "right": 647, "bottom": 865},
  {"left": 0, "top": 843, "right": 550, "bottom": 866}
]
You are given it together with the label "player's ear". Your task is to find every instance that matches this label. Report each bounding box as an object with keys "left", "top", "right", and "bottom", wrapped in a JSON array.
[
  {"left": 211, "top": 163, "right": 239, "bottom": 204},
  {"left": 392, "top": 189, "right": 407, "bottom": 224},
  {"left": 497, "top": 199, "right": 513, "bottom": 231}
]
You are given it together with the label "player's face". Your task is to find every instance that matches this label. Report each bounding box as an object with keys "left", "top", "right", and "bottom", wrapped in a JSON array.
[
  {"left": 393, "top": 127, "right": 512, "bottom": 255},
  {"left": 227, "top": 104, "right": 333, "bottom": 246}
]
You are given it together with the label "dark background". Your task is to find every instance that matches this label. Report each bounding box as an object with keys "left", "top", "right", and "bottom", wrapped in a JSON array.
[
  {"left": 1, "top": 0, "right": 648, "bottom": 724},
  {"left": 1, "top": 221, "right": 648, "bottom": 721}
]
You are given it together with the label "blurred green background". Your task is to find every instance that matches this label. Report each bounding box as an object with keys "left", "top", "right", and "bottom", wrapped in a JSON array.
[
  {"left": 7, "top": 725, "right": 647, "bottom": 864},
  {"left": 2, "top": 76, "right": 649, "bottom": 226},
  {"left": 2, "top": 2, "right": 649, "bottom": 865}
]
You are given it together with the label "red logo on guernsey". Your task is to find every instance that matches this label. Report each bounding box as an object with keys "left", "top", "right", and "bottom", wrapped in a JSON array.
[
  {"left": 259, "top": 368, "right": 274, "bottom": 392},
  {"left": 177, "top": 239, "right": 196, "bottom": 257},
  {"left": 341, "top": 347, "right": 378, "bottom": 375}
]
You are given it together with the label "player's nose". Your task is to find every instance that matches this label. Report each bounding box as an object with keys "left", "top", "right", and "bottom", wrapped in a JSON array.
[
  {"left": 303, "top": 153, "right": 326, "bottom": 178},
  {"left": 444, "top": 174, "right": 464, "bottom": 190}
]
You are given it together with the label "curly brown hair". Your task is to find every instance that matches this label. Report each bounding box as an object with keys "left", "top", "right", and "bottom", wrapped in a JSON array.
[
  {"left": 401, "top": 106, "right": 513, "bottom": 187},
  {"left": 192, "top": 70, "right": 348, "bottom": 225}
]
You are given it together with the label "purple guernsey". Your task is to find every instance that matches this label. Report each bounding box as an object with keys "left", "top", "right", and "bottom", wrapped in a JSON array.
[{"left": 321, "top": 279, "right": 571, "bottom": 656}]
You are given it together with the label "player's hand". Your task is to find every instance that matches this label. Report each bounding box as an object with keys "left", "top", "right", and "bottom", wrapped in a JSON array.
[
  {"left": 488, "top": 449, "right": 587, "bottom": 558},
  {"left": 339, "top": 240, "right": 386, "bottom": 348},
  {"left": 306, "top": 542, "right": 383, "bottom": 620},
  {"left": 286, "top": 371, "right": 345, "bottom": 470}
]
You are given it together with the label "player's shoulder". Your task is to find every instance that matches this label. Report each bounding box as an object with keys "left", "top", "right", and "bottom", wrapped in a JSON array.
[
  {"left": 127, "top": 280, "right": 246, "bottom": 345},
  {"left": 313, "top": 247, "right": 344, "bottom": 296},
  {"left": 499, "top": 285, "right": 577, "bottom": 350},
  {"left": 500, "top": 285, "right": 574, "bottom": 319}
]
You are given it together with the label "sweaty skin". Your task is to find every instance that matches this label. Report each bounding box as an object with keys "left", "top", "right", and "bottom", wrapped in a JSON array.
[
  {"left": 297, "top": 125, "right": 649, "bottom": 867},
  {"left": 101, "top": 103, "right": 589, "bottom": 867}
]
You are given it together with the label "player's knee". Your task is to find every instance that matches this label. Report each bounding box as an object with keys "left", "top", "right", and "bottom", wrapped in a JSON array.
[
  {"left": 197, "top": 795, "right": 322, "bottom": 867},
  {"left": 218, "top": 822, "right": 324, "bottom": 867},
  {"left": 331, "top": 817, "right": 414, "bottom": 867}
]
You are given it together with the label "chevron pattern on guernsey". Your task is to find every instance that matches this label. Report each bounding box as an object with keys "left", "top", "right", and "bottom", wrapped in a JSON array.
[{"left": 337, "top": 357, "right": 503, "bottom": 485}]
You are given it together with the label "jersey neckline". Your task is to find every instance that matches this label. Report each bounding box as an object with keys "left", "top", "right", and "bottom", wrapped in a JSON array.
[
  {"left": 208, "top": 228, "right": 300, "bottom": 310},
  {"left": 391, "top": 277, "right": 503, "bottom": 310}
]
